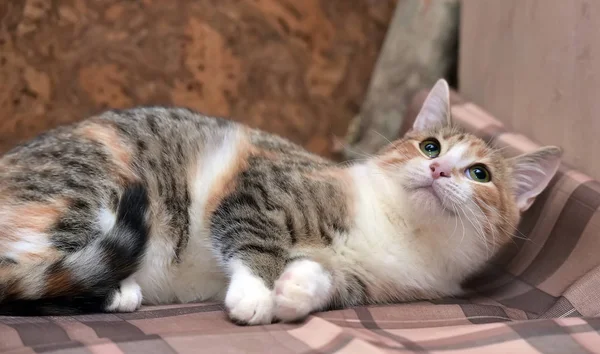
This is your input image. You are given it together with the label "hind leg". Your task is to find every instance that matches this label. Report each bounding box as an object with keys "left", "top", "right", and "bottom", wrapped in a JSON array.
[{"left": 104, "top": 276, "right": 143, "bottom": 313}]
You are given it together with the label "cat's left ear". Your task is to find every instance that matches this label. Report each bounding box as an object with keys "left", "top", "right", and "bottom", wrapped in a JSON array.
[
  {"left": 412, "top": 79, "right": 452, "bottom": 132},
  {"left": 510, "top": 146, "right": 562, "bottom": 212}
]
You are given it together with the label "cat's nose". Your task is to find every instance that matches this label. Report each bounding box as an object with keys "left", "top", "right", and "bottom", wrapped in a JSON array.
[{"left": 430, "top": 162, "right": 451, "bottom": 179}]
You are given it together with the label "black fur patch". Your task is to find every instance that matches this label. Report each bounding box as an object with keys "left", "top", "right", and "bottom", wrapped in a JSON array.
[{"left": 1, "top": 183, "right": 150, "bottom": 316}]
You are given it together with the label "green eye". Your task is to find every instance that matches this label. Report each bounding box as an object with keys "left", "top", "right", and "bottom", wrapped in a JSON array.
[
  {"left": 419, "top": 139, "right": 441, "bottom": 158},
  {"left": 467, "top": 165, "right": 491, "bottom": 183}
]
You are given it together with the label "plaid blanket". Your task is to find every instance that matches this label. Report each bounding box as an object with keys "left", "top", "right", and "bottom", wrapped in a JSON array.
[{"left": 2, "top": 91, "right": 600, "bottom": 353}]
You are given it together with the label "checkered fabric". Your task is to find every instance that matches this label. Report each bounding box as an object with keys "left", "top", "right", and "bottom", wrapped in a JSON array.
[{"left": 2, "top": 91, "right": 600, "bottom": 353}]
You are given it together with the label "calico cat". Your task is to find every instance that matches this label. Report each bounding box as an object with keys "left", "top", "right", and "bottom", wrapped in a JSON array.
[{"left": 0, "top": 79, "right": 561, "bottom": 325}]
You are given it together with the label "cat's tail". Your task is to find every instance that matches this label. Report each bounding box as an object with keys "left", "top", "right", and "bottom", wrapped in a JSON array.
[{"left": 0, "top": 182, "right": 150, "bottom": 316}]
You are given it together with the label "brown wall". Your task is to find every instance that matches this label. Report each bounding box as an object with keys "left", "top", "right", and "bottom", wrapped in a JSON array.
[
  {"left": 460, "top": 0, "right": 600, "bottom": 179},
  {"left": 0, "top": 0, "right": 396, "bottom": 158}
]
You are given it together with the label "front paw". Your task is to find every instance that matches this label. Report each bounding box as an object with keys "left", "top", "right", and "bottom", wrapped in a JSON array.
[
  {"left": 104, "top": 277, "right": 143, "bottom": 313},
  {"left": 225, "top": 264, "right": 274, "bottom": 325},
  {"left": 273, "top": 259, "right": 332, "bottom": 322}
]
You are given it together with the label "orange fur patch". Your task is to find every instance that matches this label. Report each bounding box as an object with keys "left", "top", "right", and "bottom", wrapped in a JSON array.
[
  {"left": 76, "top": 121, "right": 136, "bottom": 182},
  {"left": 202, "top": 135, "right": 254, "bottom": 220},
  {"left": 376, "top": 140, "right": 421, "bottom": 167},
  {"left": 472, "top": 184, "right": 501, "bottom": 234},
  {"left": 11, "top": 200, "right": 67, "bottom": 233},
  {"left": 45, "top": 267, "right": 75, "bottom": 296}
]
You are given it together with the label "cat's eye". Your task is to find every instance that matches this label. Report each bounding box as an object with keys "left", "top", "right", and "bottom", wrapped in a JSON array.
[
  {"left": 466, "top": 165, "right": 491, "bottom": 183},
  {"left": 419, "top": 139, "right": 441, "bottom": 158}
]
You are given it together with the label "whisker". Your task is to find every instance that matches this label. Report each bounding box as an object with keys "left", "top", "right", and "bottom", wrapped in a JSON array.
[
  {"left": 370, "top": 129, "right": 396, "bottom": 146},
  {"left": 450, "top": 203, "right": 459, "bottom": 243},
  {"left": 475, "top": 198, "right": 532, "bottom": 243},
  {"left": 446, "top": 192, "right": 490, "bottom": 256}
]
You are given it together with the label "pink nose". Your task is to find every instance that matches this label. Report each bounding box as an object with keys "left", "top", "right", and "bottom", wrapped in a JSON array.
[{"left": 430, "top": 162, "right": 451, "bottom": 179}]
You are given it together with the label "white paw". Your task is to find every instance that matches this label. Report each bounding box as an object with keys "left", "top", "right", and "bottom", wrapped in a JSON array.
[
  {"left": 105, "top": 277, "right": 143, "bottom": 313},
  {"left": 274, "top": 259, "right": 332, "bottom": 322},
  {"left": 225, "top": 261, "right": 274, "bottom": 325}
]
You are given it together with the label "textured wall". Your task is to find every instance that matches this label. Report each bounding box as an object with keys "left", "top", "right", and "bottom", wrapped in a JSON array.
[
  {"left": 460, "top": 0, "right": 600, "bottom": 179},
  {"left": 0, "top": 0, "right": 396, "bottom": 157}
]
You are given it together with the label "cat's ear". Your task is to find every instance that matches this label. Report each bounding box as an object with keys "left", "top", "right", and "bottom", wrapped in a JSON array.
[
  {"left": 412, "top": 79, "right": 451, "bottom": 132},
  {"left": 510, "top": 146, "right": 562, "bottom": 212}
]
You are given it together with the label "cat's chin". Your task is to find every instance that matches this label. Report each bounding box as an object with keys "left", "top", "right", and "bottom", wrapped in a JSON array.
[{"left": 409, "top": 186, "right": 454, "bottom": 215}]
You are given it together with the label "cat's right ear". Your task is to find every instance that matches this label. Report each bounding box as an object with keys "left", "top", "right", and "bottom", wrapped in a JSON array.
[{"left": 412, "top": 79, "right": 451, "bottom": 132}]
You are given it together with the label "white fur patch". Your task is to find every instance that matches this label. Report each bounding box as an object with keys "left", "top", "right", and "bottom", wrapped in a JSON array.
[
  {"left": 4, "top": 230, "right": 51, "bottom": 260},
  {"left": 343, "top": 162, "right": 482, "bottom": 302},
  {"left": 274, "top": 259, "right": 332, "bottom": 322},
  {"left": 134, "top": 128, "right": 242, "bottom": 305},
  {"left": 443, "top": 142, "right": 470, "bottom": 167},
  {"left": 225, "top": 260, "right": 274, "bottom": 325},
  {"left": 105, "top": 277, "right": 143, "bottom": 312},
  {"left": 97, "top": 207, "right": 116, "bottom": 234}
]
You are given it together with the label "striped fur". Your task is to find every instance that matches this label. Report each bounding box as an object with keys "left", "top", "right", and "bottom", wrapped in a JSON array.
[{"left": 0, "top": 80, "right": 561, "bottom": 325}]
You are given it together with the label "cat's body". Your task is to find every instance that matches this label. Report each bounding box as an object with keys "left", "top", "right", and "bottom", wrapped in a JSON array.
[{"left": 0, "top": 80, "right": 561, "bottom": 324}]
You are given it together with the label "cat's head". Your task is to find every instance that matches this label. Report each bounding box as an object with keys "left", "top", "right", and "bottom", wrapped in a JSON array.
[{"left": 377, "top": 79, "right": 561, "bottom": 249}]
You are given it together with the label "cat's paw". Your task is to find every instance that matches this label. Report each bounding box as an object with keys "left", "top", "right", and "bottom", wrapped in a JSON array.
[
  {"left": 274, "top": 259, "right": 332, "bottom": 322},
  {"left": 105, "top": 277, "right": 143, "bottom": 313},
  {"left": 225, "top": 261, "right": 274, "bottom": 325}
]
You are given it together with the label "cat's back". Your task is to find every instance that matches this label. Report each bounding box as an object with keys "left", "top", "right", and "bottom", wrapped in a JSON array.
[
  {"left": 1, "top": 106, "right": 324, "bottom": 170},
  {"left": 0, "top": 107, "right": 232, "bottom": 169}
]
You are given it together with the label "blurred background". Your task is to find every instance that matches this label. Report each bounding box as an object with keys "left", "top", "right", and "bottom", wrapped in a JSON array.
[
  {"left": 1, "top": 1, "right": 598, "bottom": 180},
  {"left": 0, "top": 0, "right": 397, "bottom": 158}
]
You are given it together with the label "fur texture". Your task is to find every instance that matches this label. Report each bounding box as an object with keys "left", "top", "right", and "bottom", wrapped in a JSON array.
[{"left": 0, "top": 80, "right": 562, "bottom": 325}]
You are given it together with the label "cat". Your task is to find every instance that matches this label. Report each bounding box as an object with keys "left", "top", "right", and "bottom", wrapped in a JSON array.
[{"left": 0, "top": 79, "right": 561, "bottom": 325}]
